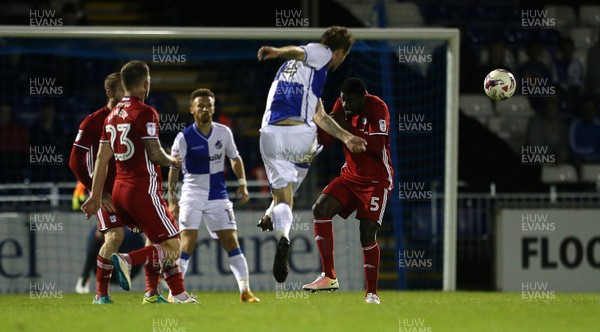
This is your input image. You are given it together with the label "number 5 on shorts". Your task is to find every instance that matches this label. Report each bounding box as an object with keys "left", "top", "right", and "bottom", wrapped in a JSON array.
[{"left": 370, "top": 196, "right": 380, "bottom": 212}]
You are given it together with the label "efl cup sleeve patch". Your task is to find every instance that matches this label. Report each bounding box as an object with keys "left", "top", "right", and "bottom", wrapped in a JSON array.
[
  {"left": 379, "top": 119, "right": 387, "bottom": 133},
  {"left": 75, "top": 130, "right": 83, "bottom": 142},
  {"left": 146, "top": 122, "right": 157, "bottom": 136}
]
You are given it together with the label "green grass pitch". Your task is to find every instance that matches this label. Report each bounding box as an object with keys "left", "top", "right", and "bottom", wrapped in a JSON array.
[{"left": 3, "top": 291, "right": 600, "bottom": 331}]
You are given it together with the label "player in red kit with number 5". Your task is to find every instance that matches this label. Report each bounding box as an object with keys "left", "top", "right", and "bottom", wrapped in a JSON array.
[
  {"left": 302, "top": 78, "right": 393, "bottom": 305},
  {"left": 82, "top": 60, "right": 196, "bottom": 303}
]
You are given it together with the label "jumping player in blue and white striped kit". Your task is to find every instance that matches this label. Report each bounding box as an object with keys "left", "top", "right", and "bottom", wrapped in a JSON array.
[
  {"left": 167, "top": 88, "right": 259, "bottom": 302},
  {"left": 257, "top": 26, "right": 367, "bottom": 283}
]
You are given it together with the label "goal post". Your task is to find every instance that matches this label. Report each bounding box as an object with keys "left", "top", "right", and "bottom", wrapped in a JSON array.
[{"left": 0, "top": 26, "right": 459, "bottom": 291}]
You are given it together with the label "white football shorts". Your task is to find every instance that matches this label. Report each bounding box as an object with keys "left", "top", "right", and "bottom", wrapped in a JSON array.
[
  {"left": 259, "top": 124, "right": 317, "bottom": 190},
  {"left": 178, "top": 199, "right": 236, "bottom": 239}
]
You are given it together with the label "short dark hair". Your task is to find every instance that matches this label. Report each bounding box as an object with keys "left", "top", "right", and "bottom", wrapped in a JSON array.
[
  {"left": 341, "top": 77, "right": 366, "bottom": 95},
  {"left": 104, "top": 72, "right": 121, "bottom": 91},
  {"left": 320, "top": 26, "right": 354, "bottom": 53},
  {"left": 190, "top": 88, "right": 215, "bottom": 103},
  {"left": 120, "top": 61, "right": 149, "bottom": 91}
]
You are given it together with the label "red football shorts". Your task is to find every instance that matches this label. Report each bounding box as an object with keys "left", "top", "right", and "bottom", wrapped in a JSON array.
[
  {"left": 322, "top": 176, "right": 391, "bottom": 225},
  {"left": 112, "top": 181, "right": 179, "bottom": 243},
  {"left": 96, "top": 207, "right": 125, "bottom": 232}
]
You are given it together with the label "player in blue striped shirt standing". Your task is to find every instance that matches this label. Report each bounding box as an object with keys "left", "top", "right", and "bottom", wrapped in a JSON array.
[{"left": 167, "top": 88, "right": 259, "bottom": 302}]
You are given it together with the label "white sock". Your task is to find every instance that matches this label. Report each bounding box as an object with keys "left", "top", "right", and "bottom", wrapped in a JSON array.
[
  {"left": 179, "top": 252, "right": 191, "bottom": 278},
  {"left": 265, "top": 200, "right": 275, "bottom": 218},
  {"left": 272, "top": 202, "right": 292, "bottom": 241},
  {"left": 229, "top": 250, "right": 250, "bottom": 293}
]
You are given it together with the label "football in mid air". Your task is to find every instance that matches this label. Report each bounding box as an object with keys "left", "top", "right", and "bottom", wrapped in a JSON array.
[{"left": 483, "top": 69, "right": 516, "bottom": 101}]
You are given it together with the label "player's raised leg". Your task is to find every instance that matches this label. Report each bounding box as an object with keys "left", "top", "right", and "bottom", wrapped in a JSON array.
[
  {"left": 109, "top": 192, "right": 193, "bottom": 303},
  {"left": 303, "top": 193, "right": 343, "bottom": 292},
  {"left": 269, "top": 184, "right": 294, "bottom": 282},
  {"left": 260, "top": 124, "right": 319, "bottom": 283},
  {"left": 110, "top": 238, "right": 161, "bottom": 291},
  {"left": 215, "top": 229, "right": 259, "bottom": 302},
  {"left": 258, "top": 164, "right": 310, "bottom": 232}
]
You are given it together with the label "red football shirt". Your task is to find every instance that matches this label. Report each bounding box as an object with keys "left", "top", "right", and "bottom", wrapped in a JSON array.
[
  {"left": 332, "top": 94, "right": 394, "bottom": 189},
  {"left": 100, "top": 96, "right": 162, "bottom": 186},
  {"left": 72, "top": 106, "right": 116, "bottom": 193}
]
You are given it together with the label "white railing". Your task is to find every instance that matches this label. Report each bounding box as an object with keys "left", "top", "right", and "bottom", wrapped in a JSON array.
[{"left": 0, "top": 180, "right": 273, "bottom": 207}]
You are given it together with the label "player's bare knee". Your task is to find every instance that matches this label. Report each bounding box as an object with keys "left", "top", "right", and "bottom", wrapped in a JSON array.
[
  {"left": 104, "top": 228, "right": 124, "bottom": 248},
  {"left": 104, "top": 238, "right": 122, "bottom": 253},
  {"left": 312, "top": 200, "right": 331, "bottom": 219},
  {"left": 226, "top": 237, "right": 238, "bottom": 252},
  {"left": 360, "top": 221, "right": 379, "bottom": 244},
  {"left": 99, "top": 242, "right": 118, "bottom": 259},
  {"left": 160, "top": 238, "right": 181, "bottom": 258},
  {"left": 180, "top": 240, "right": 195, "bottom": 255},
  {"left": 180, "top": 231, "right": 197, "bottom": 254},
  {"left": 312, "top": 201, "right": 322, "bottom": 218},
  {"left": 217, "top": 231, "right": 239, "bottom": 252}
]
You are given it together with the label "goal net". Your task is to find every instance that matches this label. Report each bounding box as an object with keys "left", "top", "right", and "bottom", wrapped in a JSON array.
[{"left": 0, "top": 27, "right": 458, "bottom": 293}]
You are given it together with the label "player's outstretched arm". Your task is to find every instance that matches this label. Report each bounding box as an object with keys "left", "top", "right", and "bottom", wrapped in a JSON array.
[
  {"left": 230, "top": 157, "right": 250, "bottom": 204},
  {"left": 314, "top": 99, "right": 367, "bottom": 153},
  {"left": 167, "top": 167, "right": 180, "bottom": 220},
  {"left": 143, "top": 139, "right": 182, "bottom": 168},
  {"left": 257, "top": 46, "right": 305, "bottom": 61},
  {"left": 81, "top": 142, "right": 113, "bottom": 219}
]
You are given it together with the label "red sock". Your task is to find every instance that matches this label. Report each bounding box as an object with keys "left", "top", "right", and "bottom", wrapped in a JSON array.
[
  {"left": 362, "top": 241, "right": 380, "bottom": 295},
  {"left": 144, "top": 261, "right": 160, "bottom": 293},
  {"left": 125, "top": 244, "right": 163, "bottom": 267},
  {"left": 314, "top": 219, "right": 336, "bottom": 279},
  {"left": 96, "top": 256, "right": 113, "bottom": 296},
  {"left": 163, "top": 264, "right": 185, "bottom": 296}
]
